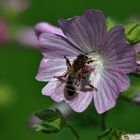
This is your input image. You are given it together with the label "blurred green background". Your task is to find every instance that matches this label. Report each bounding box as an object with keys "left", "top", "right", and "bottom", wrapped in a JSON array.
[{"left": 0, "top": 0, "right": 140, "bottom": 140}]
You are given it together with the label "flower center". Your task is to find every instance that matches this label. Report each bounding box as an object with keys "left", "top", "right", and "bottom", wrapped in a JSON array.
[{"left": 86, "top": 51, "right": 104, "bottom": 73}]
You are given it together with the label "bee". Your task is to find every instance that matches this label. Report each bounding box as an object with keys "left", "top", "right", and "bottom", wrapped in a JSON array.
[{"left": 54, "top": 54, "right": 97, "bottom": 100}]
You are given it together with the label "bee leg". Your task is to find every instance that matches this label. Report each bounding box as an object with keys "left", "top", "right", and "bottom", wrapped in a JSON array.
[
  {"left": 64, "top": 56, "right": 71, "bottom": 69},
  {"left": 82, "top": 76, "right": 98, "bottom": 91},
  {"left": 54, "top": 56, "right": 71, "bottom": 81},
  {"left": 88, "top": 84, "right": 98, "bottom": 91},
  {"left": 54, "top": 70, "right": 70, "bottom": 81}
]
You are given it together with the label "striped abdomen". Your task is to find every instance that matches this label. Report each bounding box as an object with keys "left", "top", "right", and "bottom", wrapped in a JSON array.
[{"left": 65, "top": 73, "right": 80, "bottom": 96}]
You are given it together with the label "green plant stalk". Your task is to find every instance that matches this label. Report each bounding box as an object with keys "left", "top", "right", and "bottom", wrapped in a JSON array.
[{"left": 101, "top": 111, "right": 107, "bottom": 131}]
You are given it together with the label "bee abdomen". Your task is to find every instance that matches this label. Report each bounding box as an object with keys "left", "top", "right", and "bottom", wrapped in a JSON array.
[{"left": 66, "top": 84, "right": 76, "bottom": 96}]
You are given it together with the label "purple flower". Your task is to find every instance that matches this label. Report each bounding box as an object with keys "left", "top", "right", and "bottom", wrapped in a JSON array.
[
  {"left": 133, "top": 42, "right": 140, "bottom": 73},
  {"left": 35, "top": 22, "right": 64, "bottom": 37},
  {"left": 133, "top": 42, "right": 140, "bottom": 53},
  {"left": 16, "top": 23, "right": 64, "bottom": 48},
  {"left": 0, "top": 0, "right": 30, "bottom": 12},
  {"left": 16, "top": 27, "right": 39, "bottom": 48},
  {"left": 29, "top": 115, "right": 42, "bottom": 127},
  {"left": 0, "top": 18, "right": 8, "bottom": 44},
  {"left": 36, "top": 9, "right": 136, "bottom": 114}
]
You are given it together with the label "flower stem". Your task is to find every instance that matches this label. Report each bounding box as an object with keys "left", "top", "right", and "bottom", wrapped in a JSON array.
[
  {"left": 101, "top": 111, "right": 107, "bottom": 131},
  {"left": 66, "top": 124, "right": 80, "bottom": 140}
]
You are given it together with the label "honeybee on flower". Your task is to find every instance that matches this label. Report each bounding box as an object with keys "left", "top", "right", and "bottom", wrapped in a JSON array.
[{"left": 35, "top": 9, "right": 136, "bottom": 114}]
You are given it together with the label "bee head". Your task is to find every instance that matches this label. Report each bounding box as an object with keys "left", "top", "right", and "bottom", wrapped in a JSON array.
[{"left": 77, "top": 54, "right": 88, "bottom": 60}]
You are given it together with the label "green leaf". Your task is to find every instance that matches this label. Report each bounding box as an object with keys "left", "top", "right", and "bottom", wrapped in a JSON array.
[
  {"left": 35, "top": 108, "right": 62, "bottom": 122},
  {"left": 33, "top": 118, "right": 64, "bottom": 134},
  {"left": 106, "top": 17, "right": 118, "bottom": 31},
  {"left": 33, "top": 124, "right": 46, "bottom": 132},
  {"left": 33, "top": 108, "right": 65, "bottom": 134},
  {"left": 98, "top": 128, "right": 124, "bottom": 140},
  {"left": 137, "top": 52, "right": 140, "bottom": 59},
  {"left": 33, "top": 123, "right": 59, "bottom": 134},
  {"left": 125, "top": 22, "right": 140, "bottom": 44},
  {"left": 106, "top": 18, "right": 140, "bottom": 44},
  {"left": 122, "top": 73, "right": 140, "bottom": 99},
  {"left": 45, "top": 116, "right": 65, "bottom": 130}
]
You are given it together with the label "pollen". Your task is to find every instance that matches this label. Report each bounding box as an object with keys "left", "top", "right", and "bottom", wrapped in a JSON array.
[
  {"left": 87, "top": 52, "right": 104, "bottom": 72},
  {"left": 84, "top": 64, "right": 95, "bottom": 73}
]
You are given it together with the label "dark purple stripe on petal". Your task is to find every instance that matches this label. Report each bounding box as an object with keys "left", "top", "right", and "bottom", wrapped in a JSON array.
[
  {"left": 102, "top": 25, "right": 136, "bottom": 73},
  {"left": 39, "top": 32, "right": 81, "bottom": 58},
  {"left": 59, "top": 9, "right": 107, "bottom": 53},
  {"left": 133, "top": 42, "right": 140, "bottom": 53},
  {"left": 92, "top": 67, "right": 129, "bottom": 114},
  {"left": 36, "top": 58, "right": 68, "bottom": 82},
  {"left": 66, "top": 90, "right": 93, "bottom": 112},
  {"left": 42, "top": 80, "right": 65, "bottom": 102}
]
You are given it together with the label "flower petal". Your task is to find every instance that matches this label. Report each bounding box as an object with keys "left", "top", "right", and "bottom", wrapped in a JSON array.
[
  {"left": 59, "top": 9, "right": 106, "bottom": 52},
  {"left": 42, "top": 80, "right": 65, "bottom": 102},
  {"left": 133, "top": 42, "right": 140, "bottom": 53},
  {"left": 66, "top": 91, "right": 93, "bottom": 112},
  {"left": 103, "top": 68, "right": 130, "bottom": 92},
  {"left": 91, "top": 68, "right": 129, "bottom": 114},
  {"left": 103, "top": 25, "right": 136, "bottom": 73},
  {"left": 35, "top": 22, "right": 64, "bottom": 37},
  {"left": 39, "top": 32, "right": 81, "bottom": 58},
  {"left": 36, "top": 58, "right": 68, "bottom": 82},
  {"left": 93, "top": 90, "right": 116, "bottom": 114}
]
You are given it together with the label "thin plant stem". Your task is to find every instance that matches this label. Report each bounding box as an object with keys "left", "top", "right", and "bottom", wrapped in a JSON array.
[
  {"left": 101, "top": 111, "right": 107, "bottom": 131},
  {"left": 66, "top": 124, "right": 80, "bottom": 140}
]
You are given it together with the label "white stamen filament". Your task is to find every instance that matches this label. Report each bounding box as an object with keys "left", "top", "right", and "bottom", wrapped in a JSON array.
[
  {"left": 87, "top": 52, "right": 104, "bottom": 72},
  {"left": 86, "top": 52, "right": 105, "bottom": 87}
]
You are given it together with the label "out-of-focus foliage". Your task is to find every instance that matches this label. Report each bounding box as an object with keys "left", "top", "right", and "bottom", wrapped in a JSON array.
[
  {"left": 33, "top": 108, "right": 79, "bottom": 140},
  {"left": 98, "top": 129, "right": 123, "bottom": 140},
  {"left": 122, "top": 73, "right": 140, "bottom": 99},
  {"left": 33, "top": 109, "right": 65, "bottom": 134},
  {"left": 125, "top": 22, "right": 140, "bottom": 44},
  {"left": 0, "top": 84, "right": 16, "bottom": 107},
  {"left": 137, "top": 52, "right": 140, "bottom": 59},
  {"left": 106, "top": 17, "right": 118, "bottom": 31},
  {"left": 106, "top": 17, "right": 140, "bottom": 44}
]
